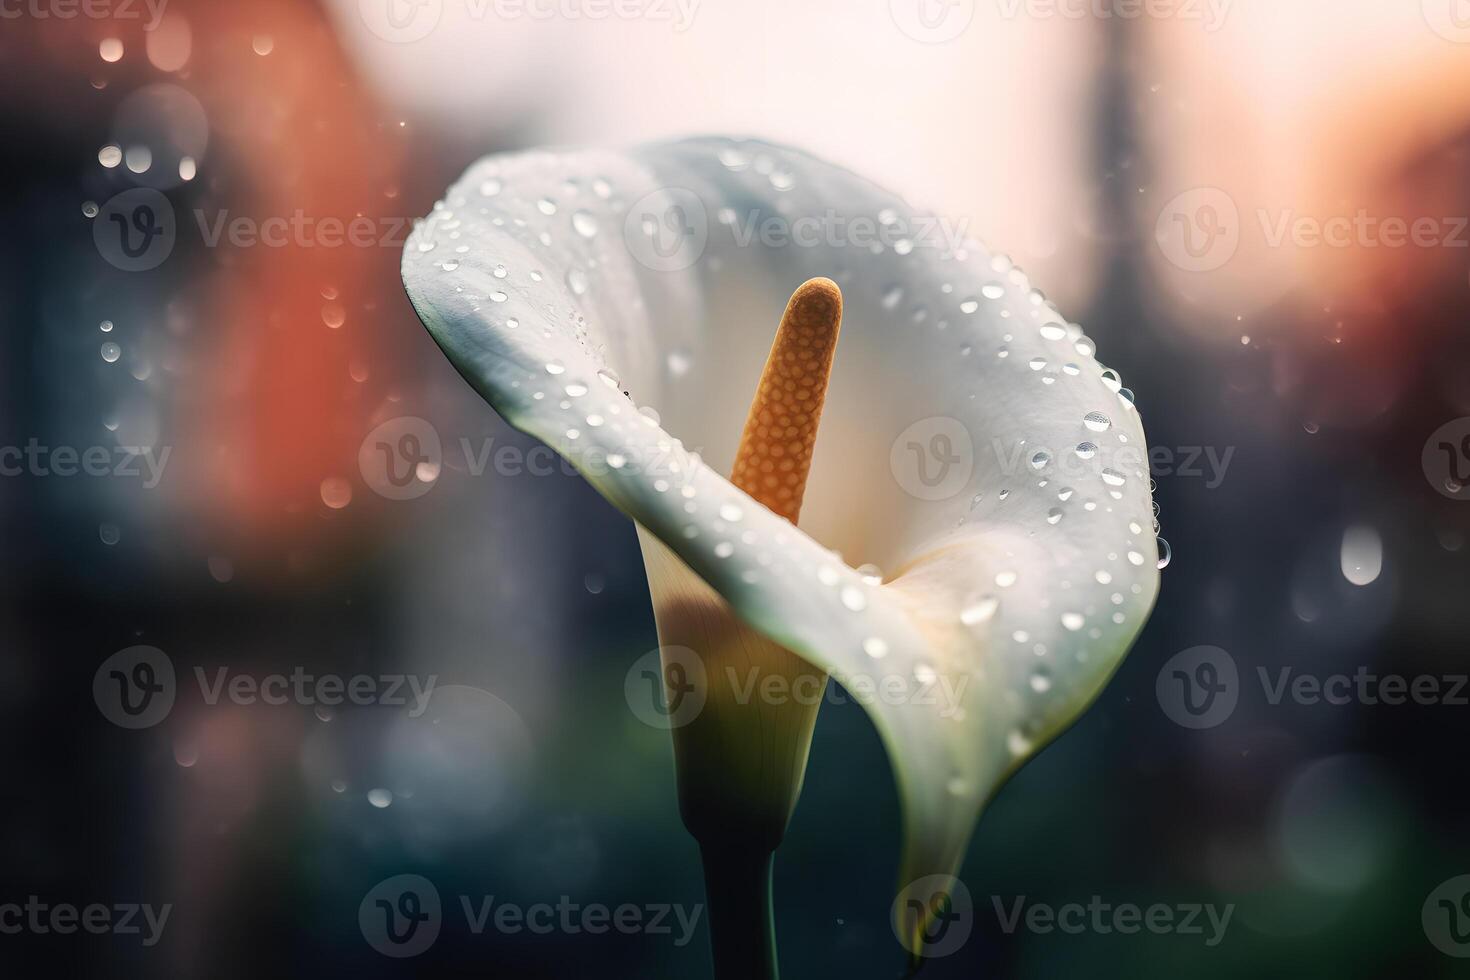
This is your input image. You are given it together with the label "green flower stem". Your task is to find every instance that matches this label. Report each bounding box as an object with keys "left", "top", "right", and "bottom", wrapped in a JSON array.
[{"left": 699, "top": 844, "right": 778, "bottom": 980}]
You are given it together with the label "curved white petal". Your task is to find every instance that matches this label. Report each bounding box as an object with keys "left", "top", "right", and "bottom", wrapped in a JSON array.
[{"left": 402, "top": 137, "right": 1160, "bottom": 939}]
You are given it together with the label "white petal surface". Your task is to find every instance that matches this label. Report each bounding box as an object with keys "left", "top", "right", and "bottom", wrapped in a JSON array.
[{"left": 402, "top": 137, "right": 1160, "bottom": 932}]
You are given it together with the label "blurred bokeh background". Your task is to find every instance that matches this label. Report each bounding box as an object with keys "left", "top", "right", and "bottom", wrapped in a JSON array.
[{"left": 3, "top": 0, "right": 1470, "bottom": 975}]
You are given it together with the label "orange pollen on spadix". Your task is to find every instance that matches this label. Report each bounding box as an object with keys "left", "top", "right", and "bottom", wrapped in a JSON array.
[{"left": 729, "top": 277, "right": 843, "bottom": 525}]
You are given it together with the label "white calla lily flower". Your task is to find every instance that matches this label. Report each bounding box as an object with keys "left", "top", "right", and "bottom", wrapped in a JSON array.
[{"left": 402, "top": 137, "right": 1160, "bottom": 965}]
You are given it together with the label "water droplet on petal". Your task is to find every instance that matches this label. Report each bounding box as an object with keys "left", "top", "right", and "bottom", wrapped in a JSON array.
[
  {"left": 572, "top": 210, "right": 598, "bottom": 238},
  {"left": 960, "top": 595, "right": 999, "bottom": 625},
  {"left": 320, "top": 477, "right": 353, "bottom": 509},
  {"left": 1340, "top": 525, "right": 1380, "bottom": 585}
]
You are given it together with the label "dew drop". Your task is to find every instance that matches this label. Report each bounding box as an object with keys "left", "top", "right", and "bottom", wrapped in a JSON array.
[
  {"left": 960, "top": 595, "right": 999, "bottom": 625},
  {"left": 1340, "top": 525, "right": 1380, "bottom": 585},
  {"left": 320, "top": 477, "right": 353, "bottom": 509},
  {"left": 863, "top": 637, "right": 889, "bottom": 659},
  {"left": 840, "top": 586, "right": 868, "bottom": 611},
  {"left": 1061, "top": 612, "right": 1085, "bottom": 631},
  {"left": 100, "top": 342, "right": 121, "bottom": 363},
  {"left": 572, "top": 210, "right": 598, "bottom": 238},
  {"left": 1083, "top": 411, "right": 1111, "bottom": 432},
  {"left": 1156, "top": 537, "right": 1172, "bottom": 570}
]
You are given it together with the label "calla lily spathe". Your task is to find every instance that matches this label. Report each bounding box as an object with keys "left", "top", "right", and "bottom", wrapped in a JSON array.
[{"left": 401, "top": 137, "right": 1160, "bottom": 954}]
